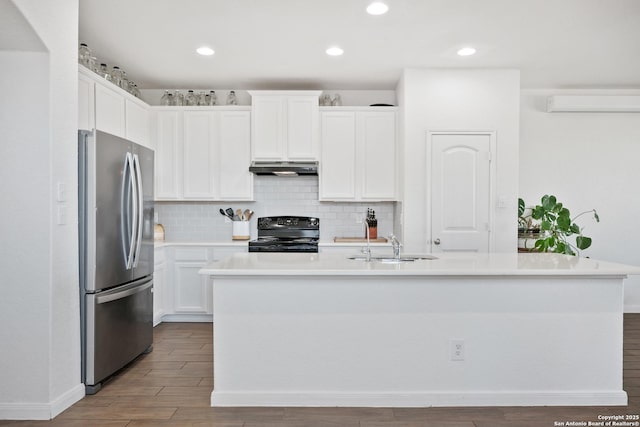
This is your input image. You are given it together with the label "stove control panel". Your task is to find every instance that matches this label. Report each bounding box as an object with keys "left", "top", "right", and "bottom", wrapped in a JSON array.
[{"left": 257, "top": 216, "right": 320, "bottom": 230}]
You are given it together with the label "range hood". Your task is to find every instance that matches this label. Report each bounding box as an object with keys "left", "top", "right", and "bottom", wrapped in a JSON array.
[{"left": 249, "top": 161, "right": 318, "bottom": 176}]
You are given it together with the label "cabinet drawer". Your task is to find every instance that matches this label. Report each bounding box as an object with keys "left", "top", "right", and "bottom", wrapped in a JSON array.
[{"left": 173, "top": 247, "right": 209, "bottom": 262}]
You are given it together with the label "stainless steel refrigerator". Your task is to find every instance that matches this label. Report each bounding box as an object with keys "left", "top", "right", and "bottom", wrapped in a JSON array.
[{"left": 78, "top": 129, "right": 154, "bottom": 394}]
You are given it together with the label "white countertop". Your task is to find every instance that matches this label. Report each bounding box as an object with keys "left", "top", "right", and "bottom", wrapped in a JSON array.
[
  {"left": 199, "top": 252, "right": 640, "bottom": 277},
  {"left": 154, "top": 240, "right": 390, "bottom": 248}
]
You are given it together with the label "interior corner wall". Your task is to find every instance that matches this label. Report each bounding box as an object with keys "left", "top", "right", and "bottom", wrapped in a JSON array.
[
  {"left": 519, "top": 89, "right": 640, "bottom": 312},
  {"left": 399, "top": 69, "right": 520, "bottom": 253},
  {"left": 0, "top": 50, "right": 51, "bottom": 407},
  {"left": 0, "top": 0, "right": 82, "bottom": 420}
]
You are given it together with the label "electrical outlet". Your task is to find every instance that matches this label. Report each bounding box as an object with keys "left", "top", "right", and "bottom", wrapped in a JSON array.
[{"left": 450, "top": 339, "right": 465, "bottom": 361}]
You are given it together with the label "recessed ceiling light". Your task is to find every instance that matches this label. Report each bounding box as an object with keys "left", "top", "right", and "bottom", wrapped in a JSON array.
[
  {"left": 457, "top": 47, "right": 476, "bottom": 56},
  {"left": 326, "top": 46, "right": 344, "bottom": 56},
  {"left": 196, "top": 46, "right": 215, "bottom": 56},
  {"left": 366, "top": 2, "right": 389, "bottom": 15}
]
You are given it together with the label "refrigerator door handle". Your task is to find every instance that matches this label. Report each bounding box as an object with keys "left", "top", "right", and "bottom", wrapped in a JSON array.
[
  {"left": 123, "top": 152, "right": 137, "bottom": 270},
  {"left": 132, "top": 153, "right": 144, "bottom": 268},
  {"left": 95, "top": 280, "right": 153, "bottom": 305}
]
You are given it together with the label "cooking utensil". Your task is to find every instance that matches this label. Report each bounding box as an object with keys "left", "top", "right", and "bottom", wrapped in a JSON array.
[
  {"left": 246, "top": 210, "right": 254, "bottom": 220},
  {"left": 233, "top": 214, "right": 241, "bottom": 221},
  {"left": 219, "top": 208, "right": 232, "bottom": 219},
  {"left": 236, "top": 209, "right": 243, "bottom": 220},
  {"left": 225, "top": 208, "right": 234, "bottom": 218},
  {"left": 243, "top": 209, "right": 251, "bottom": 221}
]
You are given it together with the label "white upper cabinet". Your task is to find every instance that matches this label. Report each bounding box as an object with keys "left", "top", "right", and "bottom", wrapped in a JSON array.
[
  {"left": 218, "top": 111, "right": 253, "bottom": 200},
  {"left": 154, "top": 111, "right": 181, "bottom": 199},
  {"left": 95, "top": 83, "right": 125, "bottom": 138},
  {"left": 125, "top": 99, "right": 149, "bottom": 146},
  {"left": 319, "top": 108, "right": 397, "bottom": 201},
  {"left": 78, "top": 65, "right": 152, "bottom": 148},
  {"left": 78, "top": 72, "right": 95, "bottom": 130},
  {"left": 319, "top": 111, "right": 357, "bottom": 199},
  {"left": 183, "top": 111, "right": 216, "bottom": 199},
  {"left": 249, "top": 91, "right": 321, "bottom": 161},
  {"left": 152, "top": 107, "right": 253, "bottom": 201},
  {"left": 360, "top": 111, "right": 396, "bottom": 200}
]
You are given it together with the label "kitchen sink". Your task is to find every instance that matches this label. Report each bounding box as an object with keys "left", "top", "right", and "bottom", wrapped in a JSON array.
[{"left": 347, "top": 255, "right": 438, "bottom": 262}]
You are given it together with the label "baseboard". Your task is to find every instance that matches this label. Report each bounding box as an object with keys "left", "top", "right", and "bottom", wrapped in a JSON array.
[
  {"left": 0, "top": 383, "right": 84, "bottom": 420},
  {"left": 211, "top": 390, "right": 628, "bottom": 407},
  {"left": 625, "top": 305, "right": 640, "bottom": 313},
  {"left": 153, "top": 310, "right": 165, "bottom": 326},
  {"left": 50, "top": 383, "right": 85, "bottom": 418},
  {"left": 162, "top": 313, "right": 213, "bottom": 323}
]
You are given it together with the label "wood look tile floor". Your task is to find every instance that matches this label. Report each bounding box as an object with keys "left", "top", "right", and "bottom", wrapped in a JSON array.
[{"left": 3, "top": 316, "right": 640, "bottom": 427}]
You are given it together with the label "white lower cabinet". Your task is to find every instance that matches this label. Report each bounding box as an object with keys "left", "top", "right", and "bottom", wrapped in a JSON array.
[
  {"left": 153, "top": 247, "right": 165, "bottom": 326},
  {"left": 156, "top": 244, "right": 246, "bottom": 323}
]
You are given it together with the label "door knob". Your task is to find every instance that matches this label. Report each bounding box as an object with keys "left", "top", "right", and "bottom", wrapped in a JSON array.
[{"left": 434, "top": 238, "right": 441, "bottom": 245}]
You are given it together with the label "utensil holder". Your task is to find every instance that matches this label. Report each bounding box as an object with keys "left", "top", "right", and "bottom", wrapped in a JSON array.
[{"left": 232, "top": 221, "right": 250, "bottom": 240}]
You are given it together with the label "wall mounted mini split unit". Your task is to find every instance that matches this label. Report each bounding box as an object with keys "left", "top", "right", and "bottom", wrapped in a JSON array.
[{"left": 547, "top": 95, "right": 640, "bottom": 112}]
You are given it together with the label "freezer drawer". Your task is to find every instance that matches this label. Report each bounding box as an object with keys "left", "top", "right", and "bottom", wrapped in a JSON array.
[{"left": 84, "top": 277, "right": 153, "bottom": 391}]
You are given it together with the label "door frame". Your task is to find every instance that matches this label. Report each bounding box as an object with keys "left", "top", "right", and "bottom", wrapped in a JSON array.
[{"left": 426, "top": 130, "right": 497, "bottom": 252}]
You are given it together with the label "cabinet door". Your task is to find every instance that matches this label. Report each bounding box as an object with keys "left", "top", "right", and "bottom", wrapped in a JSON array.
[
  {"left": 153, "top": 260, "right": 165, "bottom": 326},
  {"left": 183, "top": 111, "right": 216, "bottom": 199},
  {"left": 286, "top": 96, "right": 319, "bottom": 160},
  {"left": 95, "top": 84, "right": 125, "bottom": 137},
  {"left": 173, "top": 261, "right": 208, "bottom": 313},
  {"left": 360, "top": 111, "right": 396, "bottom": 200},
  {"left": 218, "top": 111, "right": 253, "bottom": 200},
  {"left": 251, "top": 96, "right": 283, "bottom": 160},
  {"left": 125, "top": 99, "right": 149, "bottom": 147},
  {"left": 78, "top": 73, "right": 95, "bottom": 130},
  {"left": 155, "top": 111, "right": 181, "bottom": 199},
  {"left": 319, "top": 112, "right": 357, "bottom": 200}
]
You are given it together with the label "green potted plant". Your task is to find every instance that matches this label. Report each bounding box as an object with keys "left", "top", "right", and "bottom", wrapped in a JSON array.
[{"left": 518, "top": 194, "right": 599, "bottom": 256}]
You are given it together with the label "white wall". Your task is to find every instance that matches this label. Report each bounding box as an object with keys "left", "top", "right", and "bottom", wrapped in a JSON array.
[
  {"left": 520, "top": 89, "right": 640, "bottom": 311},
  {"left": 398, "top": 69, "right": 520, "bottom": 253},
  {"left": 0, "top": 0, "right": 82, "bottom": 420}
]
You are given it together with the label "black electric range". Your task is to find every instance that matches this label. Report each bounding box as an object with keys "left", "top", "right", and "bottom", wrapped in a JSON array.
[{"left": 248, "top": 216, "right": 319, "bottom": 253}]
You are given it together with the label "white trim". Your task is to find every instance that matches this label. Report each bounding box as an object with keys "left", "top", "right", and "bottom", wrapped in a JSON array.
[
  {"left": 624, "top": 304, "right": 640, "bottom": 313},
  {"left": 50, "top": 383, "right": 85, "bottom": 418},
  {"left": 153, "top": 310, "right": 164, "bottom": 326},
  {"left": 211, "top": 390, "right": 628, "bottom": 408},
  {"left": 0, "top": 383, "right": 84, "bottom": 420},
  {"left": 161, "top": 313, "right": 213, "bottom": 323}
]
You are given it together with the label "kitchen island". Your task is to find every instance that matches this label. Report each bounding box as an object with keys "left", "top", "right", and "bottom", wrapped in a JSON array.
[{"left": 200, "top": 252, "right": 640, "bottom": 408}]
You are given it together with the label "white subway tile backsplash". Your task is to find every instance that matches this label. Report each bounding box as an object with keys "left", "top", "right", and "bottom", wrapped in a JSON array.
[{"left": 155, "top": 175, "right": 396, "bottom": 242}]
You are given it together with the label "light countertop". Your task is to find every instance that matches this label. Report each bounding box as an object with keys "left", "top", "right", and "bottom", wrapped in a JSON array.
[
  {"left": 199, "top": 252, "right": 640, "bottom": 277},
  {"left": 154, "top": 241, "right": 390, "bottom": 248}
]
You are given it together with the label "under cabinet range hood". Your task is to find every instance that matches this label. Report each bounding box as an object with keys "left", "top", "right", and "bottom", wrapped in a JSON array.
[{"left": 249, "top": 161, "right": 318, "bottom": 176}]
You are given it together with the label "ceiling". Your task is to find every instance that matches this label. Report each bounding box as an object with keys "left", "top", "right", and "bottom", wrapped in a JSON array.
[{"left": 79, "top": 0, "right": 640, "bottom": 90}]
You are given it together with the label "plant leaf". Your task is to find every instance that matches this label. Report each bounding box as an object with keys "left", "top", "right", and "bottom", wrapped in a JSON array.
[
  {"left": 576, "top": 236, "right": 592, "bottom": 250},
  {"left": 541, "top": 220, "right": 552, "bottom": 231},
  {"left": 594, "top": 211, "right": 600, "bottom": 222},
  {"left": 557, "top": 215, "right": 571, "bottom": 230},
  {"left": 518, "top": 198, "right": 525, "bottom": 217},
  {"left": 542, "top": 195, "right": 556, "bottom": 211}
]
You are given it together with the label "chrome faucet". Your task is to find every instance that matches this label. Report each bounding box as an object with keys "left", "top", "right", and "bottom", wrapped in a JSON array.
[
  {"left": 362, "top": 216, "right": 372, "bottom": 262},
  {"left": 389, "top": 234, "right": 402, "bottom": 260}
]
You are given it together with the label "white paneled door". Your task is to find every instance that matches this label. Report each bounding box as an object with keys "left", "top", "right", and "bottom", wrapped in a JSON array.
[{"left": 430, "top": 132, "right": 494, "bottom": 253}]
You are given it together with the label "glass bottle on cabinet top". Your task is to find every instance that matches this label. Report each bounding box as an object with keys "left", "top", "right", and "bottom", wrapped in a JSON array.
[
  {"left": 226, "top": 90, "right": 237, "bottom": 105},
  {"left": 185, "top": 90, "right": 197, "bottom": 106}
]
